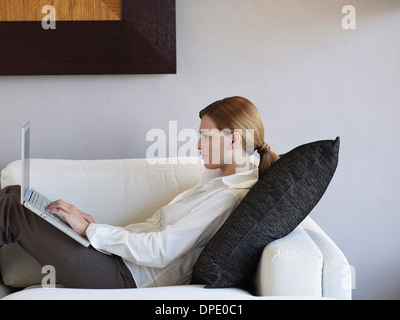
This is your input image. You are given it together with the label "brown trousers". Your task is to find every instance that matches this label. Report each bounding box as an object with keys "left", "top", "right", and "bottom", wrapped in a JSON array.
[{"left": 0, "top": 185, "right": 136, "bottom": 289}]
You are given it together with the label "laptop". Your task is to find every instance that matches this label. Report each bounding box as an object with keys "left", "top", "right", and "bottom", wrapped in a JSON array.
[{"left": 20, "top": 121, "right": 90, "bottom": 247}]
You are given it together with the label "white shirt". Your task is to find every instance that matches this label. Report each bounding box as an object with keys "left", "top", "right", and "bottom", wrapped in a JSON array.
[{"left": 86, "top": 166, "right": 258, "bottom": 288}]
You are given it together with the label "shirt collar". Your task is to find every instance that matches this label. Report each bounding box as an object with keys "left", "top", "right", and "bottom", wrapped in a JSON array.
[
  {"left": 199, "top": 162, "right": 259, "bottom": 189},
  {"left": 221, "top": 164, "right": 259, "bottom": 189}
]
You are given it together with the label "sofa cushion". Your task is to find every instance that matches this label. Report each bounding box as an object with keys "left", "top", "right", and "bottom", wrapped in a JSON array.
[
  {"left": 192, "top": 138, "right": 340, "bottom": 288},
  {"left": 0, "top": 243, "right": 43, "bottom": 288}
]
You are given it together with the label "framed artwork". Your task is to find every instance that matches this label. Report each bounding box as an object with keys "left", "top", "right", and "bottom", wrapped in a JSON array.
[{"left": 0, "top": 0, "right": 176, "bottom": 75}]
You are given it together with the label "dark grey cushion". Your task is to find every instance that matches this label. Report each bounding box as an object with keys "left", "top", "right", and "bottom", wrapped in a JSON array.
[{"left": 191, "top": 138, "right": 340, "bottom": 288}]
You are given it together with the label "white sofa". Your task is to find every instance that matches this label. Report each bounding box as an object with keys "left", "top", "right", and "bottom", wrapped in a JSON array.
[{"left": 0, "top": 157, "right": 352, "bottom": 300}]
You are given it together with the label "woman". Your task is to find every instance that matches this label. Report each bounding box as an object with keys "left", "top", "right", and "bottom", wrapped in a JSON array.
[{"left": 0, "top": 96, "right": 279, "bottom": 289}]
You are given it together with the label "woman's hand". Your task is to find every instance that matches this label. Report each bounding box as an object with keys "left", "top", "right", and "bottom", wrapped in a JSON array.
[{"left": 45, "top": 200, "right": 95, "bottom": 237}]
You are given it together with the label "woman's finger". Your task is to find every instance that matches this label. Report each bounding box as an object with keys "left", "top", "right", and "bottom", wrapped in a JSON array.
[
  {"left": 79, "top": 211, "right": 95, "bottom": 223},
  {"left": 46, "top": 200, "right": 75, "bottom": 213}
]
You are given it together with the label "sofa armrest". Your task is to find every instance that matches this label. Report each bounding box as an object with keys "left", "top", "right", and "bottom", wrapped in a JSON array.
[
  {"left": 255, "top": 226, "right": 323, "bottom": 297},
  {"left": 301, "top": 218, "right": 352, "bottom": 300}
]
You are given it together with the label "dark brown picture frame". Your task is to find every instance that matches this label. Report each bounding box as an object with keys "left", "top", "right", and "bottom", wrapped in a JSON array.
[{"left": 0, "top": 0, "right": 176, "bottom": 75}]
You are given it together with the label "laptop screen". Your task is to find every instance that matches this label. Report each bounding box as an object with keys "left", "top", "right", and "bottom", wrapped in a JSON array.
[{"left": 21, "top": 121, "right": 31, "bottom": 204}]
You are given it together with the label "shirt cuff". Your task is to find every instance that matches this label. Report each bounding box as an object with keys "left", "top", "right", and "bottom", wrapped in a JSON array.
[{"left": 86, "top": 223, "right": 112, "bottom": 256}]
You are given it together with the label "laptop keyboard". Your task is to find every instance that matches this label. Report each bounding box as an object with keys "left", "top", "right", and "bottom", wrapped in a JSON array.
[
  {"left": 30, "top": 190, "right": 50, "bottom": 211},
  {"left": 29, "top": 190, "right": 68, "bottom": 224}
]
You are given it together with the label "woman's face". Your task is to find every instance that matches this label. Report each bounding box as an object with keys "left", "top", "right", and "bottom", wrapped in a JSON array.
[{"left": 197, "top": 115, "right": 233, "bottom": 170}]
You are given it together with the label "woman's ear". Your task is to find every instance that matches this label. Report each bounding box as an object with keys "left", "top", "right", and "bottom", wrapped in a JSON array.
[{"left": 231, "top": 131, "right": 242, "bottom": 149}]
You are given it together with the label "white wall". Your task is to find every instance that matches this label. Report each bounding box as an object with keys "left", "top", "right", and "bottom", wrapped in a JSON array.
[{"left": 1, "top": 0, "right": 400, "bottom": 299}]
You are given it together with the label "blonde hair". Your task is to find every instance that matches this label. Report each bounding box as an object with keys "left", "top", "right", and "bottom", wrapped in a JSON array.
[{"left": 199, "top": 96, "right": 279, "bottom": 178}]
